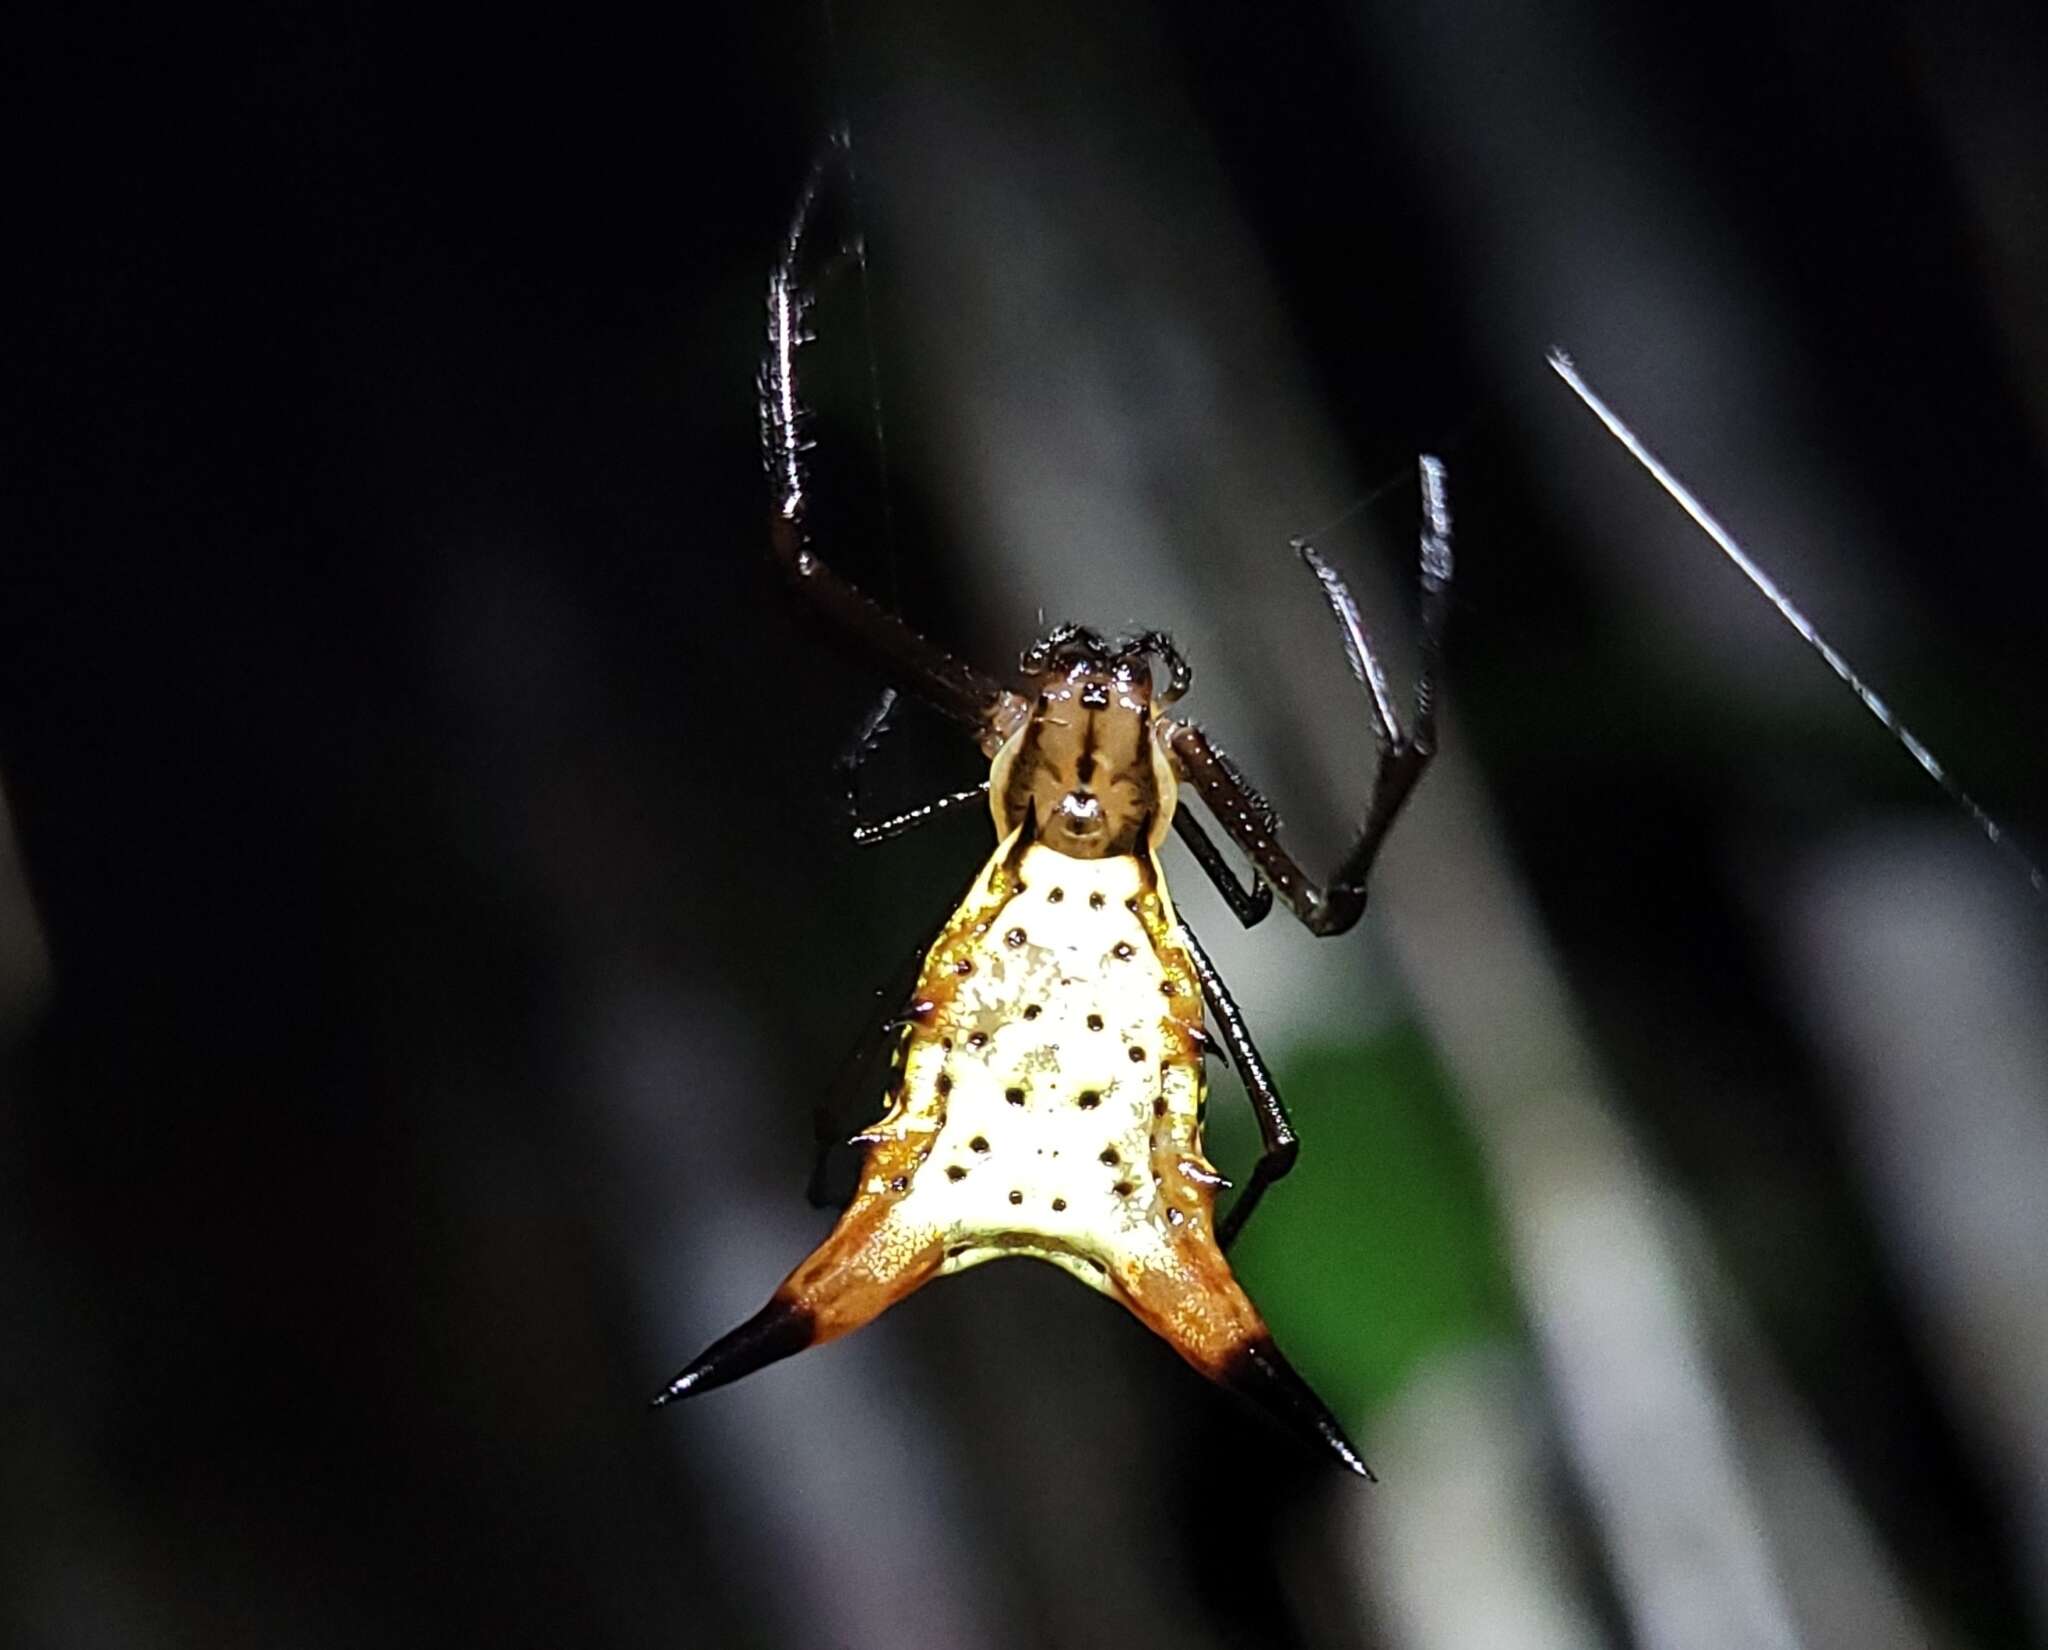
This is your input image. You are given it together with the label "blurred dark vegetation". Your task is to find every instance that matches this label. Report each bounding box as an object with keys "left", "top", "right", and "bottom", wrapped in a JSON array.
[{"left": 7, "top": 2, "right": 2048, "bottom": 1647}]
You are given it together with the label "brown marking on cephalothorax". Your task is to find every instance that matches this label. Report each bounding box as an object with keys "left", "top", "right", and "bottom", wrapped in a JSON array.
[{"left": 987, "top": 638, "right": 1182, "bottom": 860}]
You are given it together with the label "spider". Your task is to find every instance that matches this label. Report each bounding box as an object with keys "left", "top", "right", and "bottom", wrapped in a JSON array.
[{"left": 652, "top": 135, "right": 1452, "bottom": 1477}]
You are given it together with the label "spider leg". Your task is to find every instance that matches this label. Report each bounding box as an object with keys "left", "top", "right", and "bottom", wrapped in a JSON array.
[
  {"left": 835, "top": 686, "right": 992, "bottom": 846},
  {"left": 763, "top": 135, "right": 1023, "bottom": 741},
  {"left": 1171, "top": 810, "right": 1272, "bottom": 928},
  {"left": 806, "top": 899, "right": 958, "bottom": 1209},
  {"left": 836, "top": 686, "right": 900, "bottom": 816},
  {"left": 1177, "top": 918, "right": 1297, "bottom": 1251},
  {"left": 852, "top": 787, "right": 992, "bottom": 846},
  {"left": 805, "top": 1007, "right": 909, "bottom": 1211},
  {"left": 1169, "top": 456, "right": 1452, "bottom": 937}
]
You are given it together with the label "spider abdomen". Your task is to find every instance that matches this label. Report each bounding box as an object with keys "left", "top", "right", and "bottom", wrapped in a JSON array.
[
  {"left": 896, "top": 844, "right": 1210, "bottom": 1277},
  {"left": 745, "top": 833, "right": 1273, "bottom": 1377}
]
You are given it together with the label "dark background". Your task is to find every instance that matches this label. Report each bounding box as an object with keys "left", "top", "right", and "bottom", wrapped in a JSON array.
[{"left": 8, "top": 2, "right": 2048, "bottom": 1647}]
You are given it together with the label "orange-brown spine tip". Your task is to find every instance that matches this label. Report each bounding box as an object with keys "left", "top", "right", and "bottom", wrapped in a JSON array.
[
  {"left": 650, "top": 1295, "right": 816, "bottom": 1407},
  {"left": 1220, "top": 1337, "right": 1377, "bottom": 1481}
]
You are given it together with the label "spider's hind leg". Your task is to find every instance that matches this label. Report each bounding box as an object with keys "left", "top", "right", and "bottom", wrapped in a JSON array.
[
  {"left": 1178, "top": 919, "right": 1297, "bottom": 1251},
  {"left": 805, "top": 885, "right": 961, "bottom": 1209}
]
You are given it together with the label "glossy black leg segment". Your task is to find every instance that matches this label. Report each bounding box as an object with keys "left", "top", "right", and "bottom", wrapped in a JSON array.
[
  {"left": 763, "top": 136, "right": 1016, "bottom": 737},
  {"left": 1178, "top": 919, "right": 1297, "bottom": 1251},
  {"left": 1171, "top": 457, "right": 1452, "bottom": 937},
  {"left": 1172, "top": 809, "right": 1272, "bottom": 928}
]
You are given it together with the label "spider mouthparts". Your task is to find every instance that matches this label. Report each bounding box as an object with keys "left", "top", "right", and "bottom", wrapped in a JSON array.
[
  {"left": 651, "top": 1295, "right": 817, "bottom": 1407},
  {"left": 1219, "top": 1336, "right": 1376, "bottom": 1480}
]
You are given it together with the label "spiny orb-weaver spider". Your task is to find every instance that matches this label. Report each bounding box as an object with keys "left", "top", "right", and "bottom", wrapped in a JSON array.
[{"left": 653, "top": 136, "right": 1451, "bottom": 1477}]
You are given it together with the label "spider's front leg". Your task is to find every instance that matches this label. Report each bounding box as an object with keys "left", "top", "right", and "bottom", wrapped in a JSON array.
[
  {"left": 761, "top": 134, "right": 1026, "bottom": 748},
  {"left": 1169, "top": 456, "right": 1452, "bottom": 937}
]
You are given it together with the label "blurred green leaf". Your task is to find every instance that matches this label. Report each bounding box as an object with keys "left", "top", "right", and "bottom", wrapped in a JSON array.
[{"left": 1215, "top": 1023, "right": 1518, "bottom": 1422}]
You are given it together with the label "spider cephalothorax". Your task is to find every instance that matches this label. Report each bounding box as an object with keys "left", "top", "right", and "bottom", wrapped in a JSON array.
[
  {"left": 654, "top": 135, "right": 1451, "bottom": 1478},
  {"left": 994, "top": 626, "right": 1183, "bottom": 858}
]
